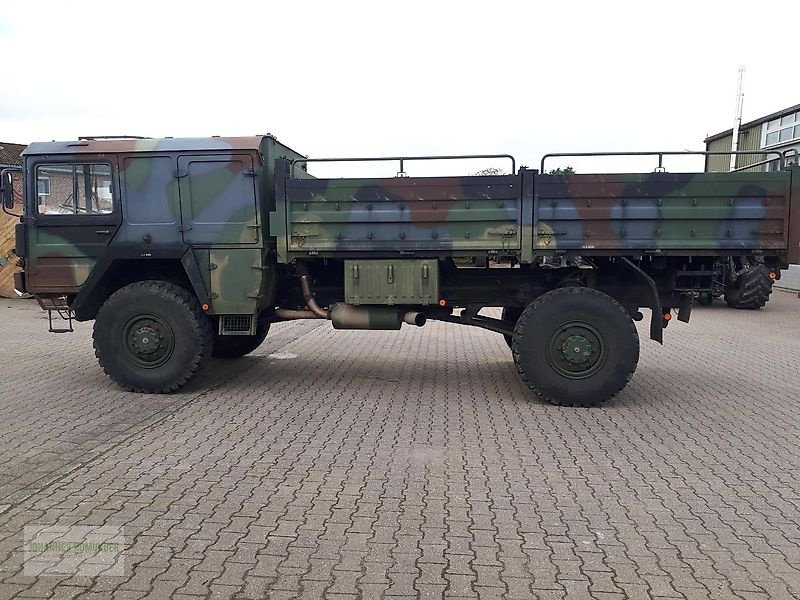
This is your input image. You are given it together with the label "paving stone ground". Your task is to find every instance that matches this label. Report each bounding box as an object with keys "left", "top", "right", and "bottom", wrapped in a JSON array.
[{"left": 0, "top": 292, "right": 798, "bottom": 599}]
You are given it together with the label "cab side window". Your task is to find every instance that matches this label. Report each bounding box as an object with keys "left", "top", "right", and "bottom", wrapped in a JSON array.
[{"left": 36, "top": 164, "right": 114, "bottom": 215}]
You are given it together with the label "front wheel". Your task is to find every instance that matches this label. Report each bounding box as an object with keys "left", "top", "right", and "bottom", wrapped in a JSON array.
[
  {"left": 512, "top": 287, "right": 639, "bottom": 407},
  {"left": 93, "top": 281, "right": 214, "bottom": 393}
]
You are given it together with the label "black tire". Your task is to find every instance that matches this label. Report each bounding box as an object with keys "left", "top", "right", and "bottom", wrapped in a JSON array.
[
  {"left": 93, "top": 281, "right": 214, "bottom": 393},
  {"left": 724, "top": 263, "right": 774, "bottom": 310},
  {"left": 501, "top": 307, "right": 523, "bottom": 349},
  {"left": 512, "top": 287, "right": 639, "bottom": 407},
  {"left": 212, "top": 318, "right": 270, "bottom": 359}
]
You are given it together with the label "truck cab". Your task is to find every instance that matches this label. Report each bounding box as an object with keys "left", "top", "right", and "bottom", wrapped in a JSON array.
[{"left": 5, "top": 135, "right": 304, "bottom": 331}]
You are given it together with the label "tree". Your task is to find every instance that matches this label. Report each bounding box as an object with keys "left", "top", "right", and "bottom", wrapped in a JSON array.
[
  {"left": 547, "top": 166, "right": 575, "bottom": 175},
  {"left": 471, "top": 167, "right": 507, "bottom": 176}
]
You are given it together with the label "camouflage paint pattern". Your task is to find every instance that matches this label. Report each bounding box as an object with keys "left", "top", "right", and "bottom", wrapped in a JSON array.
[
  {"left": 20, "top": 136, "right": 305, "bottom": 316},
  {"left": 534, "top": 172, "right": 791, "bottom": 254},
  {"left": 330, "top": 303, "right": 411, "bottom": 330},
  {"left": 15, "top": 137, "right": 800, "bottom": 321},
  {"left": 788, "top": 168, "right": 800, "bottom": 264},
  {"left": 273, "top": 165, "right": 795, "bottom": 263},
  {"left": 274, "top": 173, "right": 521, "bottom": 262},
  {"left": 344, "top": 259, "right": 439, "bottom": 305},
  {"left": 209, "top": 248, "right": 263, "bottom": 314},
  {"left": 24, "top": 232, "right": 96, "bottom": 289}
]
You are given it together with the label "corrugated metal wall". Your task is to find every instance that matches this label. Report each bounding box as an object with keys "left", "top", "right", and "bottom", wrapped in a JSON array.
[
  {"left": 734, "top": 125, "right": 766, "bottom": 171},
  {"left": 706, "top": 136, "right": 732, "bottom": 172},
  {"left": 705, "top": 124, "right": 765, "bottom": 172}
]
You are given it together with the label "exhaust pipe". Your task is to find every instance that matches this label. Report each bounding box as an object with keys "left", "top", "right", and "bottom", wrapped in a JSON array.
[
  {"left": 331, "top": 303, "right": 427, "bottom": 330},
  {"left": 403, "top": 312, "right": 426, "bottom": 327},
  {"left": 274, "top": 308, "right": 322, "bottom": 320},
  {"left": 299, "top": 273, "right": 330, "bottom": 319},
  {"left": 275, "top": 265, "right": 331, "bottom": 321},
  {"left": 274, "top": 266, "right": 426, "bottom": 328}
]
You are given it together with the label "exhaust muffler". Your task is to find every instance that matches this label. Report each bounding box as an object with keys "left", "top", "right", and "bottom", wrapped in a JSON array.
[{"left": 330, "top": 303, "right": 426, "bottom": 330}]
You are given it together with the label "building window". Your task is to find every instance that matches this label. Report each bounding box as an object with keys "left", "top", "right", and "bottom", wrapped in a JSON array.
[
  {"left": 765, "top": 144, "right": 800, "bottom": 172},
  {"left": 37, "top": 176, "right": 50, "bottom": 196},
  {"left": 763, "top": 111, "right": 800, "bottom": 147},
  {"left": 35, "top": 163, "right": 114, "bottom": 215}
]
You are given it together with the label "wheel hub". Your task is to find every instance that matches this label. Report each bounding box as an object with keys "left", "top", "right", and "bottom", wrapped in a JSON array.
[
  {"left": 131, "top": 326, "right": 163, "bottom": 355},
  {"left": 561, "top": 335, "right": 592, "bottom": 365},
  {"left": 122, "top": 315, "right": 175, "bottom": 368},
  {"left": 546, "top": 321, "right": 606, "bottom": 379}
]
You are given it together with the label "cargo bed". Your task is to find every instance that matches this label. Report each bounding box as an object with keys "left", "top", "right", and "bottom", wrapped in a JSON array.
[{"left": 272, "top": 158, "right": 799, "bottom": 264}]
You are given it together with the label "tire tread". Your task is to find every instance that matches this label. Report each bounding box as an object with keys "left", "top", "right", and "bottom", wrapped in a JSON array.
[
  {"left": 724, "top": 264, "right": 773, "bottom": 310},
  {"left": 511, "top": 287, "right": 639, "bottom": 407},
  {"left": 93, "top": 280, "right": 213, "bottom": 393}
]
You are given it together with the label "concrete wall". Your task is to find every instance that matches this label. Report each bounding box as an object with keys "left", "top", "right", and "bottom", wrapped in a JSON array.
[{"left": 777, "top": 264, "right": 800, "bottom": 292}]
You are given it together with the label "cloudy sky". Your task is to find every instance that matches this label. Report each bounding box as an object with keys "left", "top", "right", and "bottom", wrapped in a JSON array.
[{"left": 1, "top": 1, "right": 799, "bottom": 175}]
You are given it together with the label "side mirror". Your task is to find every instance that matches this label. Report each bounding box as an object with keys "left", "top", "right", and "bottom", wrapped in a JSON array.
[{"left": 1, "top": 170, "right": 14, "bottom": 210}]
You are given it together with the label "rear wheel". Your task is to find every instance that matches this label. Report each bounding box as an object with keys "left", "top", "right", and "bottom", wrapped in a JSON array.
[
  {"left": 512, "top": 287, "right": 639, "bottom": 407},
  {"left": 724, "top": 263, "right": 774, "bottom": 309},
  {"left": 212, "top": 317, "right": 270, "bottom": 358},
  {"left": 93, "top": 281, "right": 213, "bottom": 393}
]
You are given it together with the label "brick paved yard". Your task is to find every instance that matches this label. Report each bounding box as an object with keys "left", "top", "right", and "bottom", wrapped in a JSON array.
[{"left": 0, "top": 292, "right": 799, "bottom": 599}]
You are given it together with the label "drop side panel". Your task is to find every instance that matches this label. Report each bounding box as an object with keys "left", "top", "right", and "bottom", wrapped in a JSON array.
[
  {"left": 283, "top": 175, "right": 521, "bottom": 256},
  {"left": 533, "top": 172, "right": 791, "bottom": 254}
]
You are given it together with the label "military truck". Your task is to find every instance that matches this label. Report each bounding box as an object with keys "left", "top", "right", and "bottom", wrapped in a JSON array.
[{"left": 3, "top": 136, "right": 798, "bottom": 407}]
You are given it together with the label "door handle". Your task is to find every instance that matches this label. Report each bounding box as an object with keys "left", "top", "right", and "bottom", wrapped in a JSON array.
[{"left": 95, "top": 229, "right": 111, "bottom": 235}]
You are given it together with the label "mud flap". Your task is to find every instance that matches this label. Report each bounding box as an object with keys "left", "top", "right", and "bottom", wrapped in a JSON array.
[{"left": 619, "top": 257, "right": 663, "bottom": 344}]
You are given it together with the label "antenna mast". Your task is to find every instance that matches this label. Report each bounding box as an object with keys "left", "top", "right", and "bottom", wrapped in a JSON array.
[{"left": 729, "top": 66, "right": 745, "bottom": 171}]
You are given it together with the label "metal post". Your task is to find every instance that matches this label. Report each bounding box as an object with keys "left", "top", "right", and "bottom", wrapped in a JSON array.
[{"left": 729, "top": 66, "right": 745, "bottom": 171}]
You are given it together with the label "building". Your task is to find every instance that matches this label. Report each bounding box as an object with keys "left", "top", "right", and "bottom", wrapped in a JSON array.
[
  {"left": 0, "top": 142, "right": 25, "bottom": 170},
  {"left": 0, "top": 142, "right": 26, "bottom": 297},
  {"left": 706, "top": 106, "right": 800, "bottom": 289},
  {"left": 704, "top": 103, "right": 800, "bottom": 173},
  {"left": 0, "top": 142, "right": 26, "bottom": 209}
]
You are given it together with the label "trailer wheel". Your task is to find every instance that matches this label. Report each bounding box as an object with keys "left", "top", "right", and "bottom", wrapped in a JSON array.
[
  {"left": 724, "top": 263, "right": 774, "bottom": 310},
  {"left": 93, "top": 281, "right": 214, "bottom": 393},
  {"left": 512, "top": 287, "right": 639, "bottom": 407},
  {"left": 500, "top": 307, "right": 523, "bottom": 349},
  {"left": 212, "top": 318, "right": 270, "bottom": 359}
]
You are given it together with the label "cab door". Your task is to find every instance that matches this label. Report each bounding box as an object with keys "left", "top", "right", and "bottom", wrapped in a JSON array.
[
  {"left": 25, "top": 158, "right": 121, "bottom": 293},
  {"left": 177, "top": 154, "right": 259, "bottom": 245}
]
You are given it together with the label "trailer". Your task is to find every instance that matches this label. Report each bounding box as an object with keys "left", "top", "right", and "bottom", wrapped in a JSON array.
[{"left": 3, "top": 136, "right": 798, "bottom": 406}]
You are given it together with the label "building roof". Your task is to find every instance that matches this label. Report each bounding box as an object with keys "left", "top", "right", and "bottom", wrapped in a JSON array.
[
  {"left": 23, "top": 136, "right": 272, "bottom": 156},
  {"left": 0, "top": 142, "right": 26, "bottom": 167},
  {"left": 705, "top": 103, "right": 800, "bottom": 143}
]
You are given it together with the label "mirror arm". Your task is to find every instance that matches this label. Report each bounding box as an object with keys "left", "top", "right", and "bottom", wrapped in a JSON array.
[{"left": 1, "top": 203, "right": 21, "bottom": 218}]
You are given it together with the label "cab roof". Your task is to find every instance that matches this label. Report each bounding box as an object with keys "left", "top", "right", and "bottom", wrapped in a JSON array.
[{"left": 23, "top": 135, "right": 273, "bottom": 156}]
